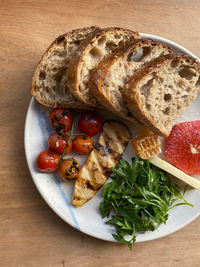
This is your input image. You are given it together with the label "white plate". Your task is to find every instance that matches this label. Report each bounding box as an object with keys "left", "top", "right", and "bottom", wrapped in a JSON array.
[{"left": 24, "top": 34, "right": 200, "bottom": 243}]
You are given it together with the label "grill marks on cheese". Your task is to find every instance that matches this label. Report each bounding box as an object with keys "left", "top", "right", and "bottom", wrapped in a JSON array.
[{"left": 72, "top": 121, "right": 131, "bottom": 207}]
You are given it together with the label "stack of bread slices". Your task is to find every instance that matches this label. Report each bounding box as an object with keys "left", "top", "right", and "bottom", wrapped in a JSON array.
[{"left": 32, "top": 26, "right": 200, "bottom": 137}]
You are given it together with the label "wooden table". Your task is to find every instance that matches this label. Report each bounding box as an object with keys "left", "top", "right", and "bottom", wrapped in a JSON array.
[{"left": 1, "top": 0, "right": 200, "bottom": 266}]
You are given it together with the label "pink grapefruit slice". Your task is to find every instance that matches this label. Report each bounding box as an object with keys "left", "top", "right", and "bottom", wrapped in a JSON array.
[{"left": 165, "top": 121, "right": 200, "bottom": 174}]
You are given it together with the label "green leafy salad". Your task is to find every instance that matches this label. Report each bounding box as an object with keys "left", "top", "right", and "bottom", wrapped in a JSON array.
[{"left": 100, "top": 157, "right": 193, "bottom": 250}]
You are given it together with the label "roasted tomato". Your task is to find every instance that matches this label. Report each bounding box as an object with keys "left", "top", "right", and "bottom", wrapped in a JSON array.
[
  {"left": 78, "top": 112, "right": 102, "bottom": 136},
  {"left": 36, "top": 150, "right": 60, "bottom": 172},
  {"left": 58, "top": 158, "right": 80, "bottom": 180},
  {"left": 49, "top": 108, "right": 73, "bottom": 134},
  {"left": 73, "top": 135, "right": 93, "bottom": 154},
  {"left": 48, "top": 133, "right": 73, "bottom": 155}
]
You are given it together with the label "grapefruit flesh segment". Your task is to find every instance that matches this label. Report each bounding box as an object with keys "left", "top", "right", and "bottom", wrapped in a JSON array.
[{"left": 165, "top": 121, "right": 200, "bottom": 174}]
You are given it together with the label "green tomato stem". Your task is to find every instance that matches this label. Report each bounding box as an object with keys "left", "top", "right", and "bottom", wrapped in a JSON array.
[{"left": 57, "top": 122, "right": 74, "bottom": 168}]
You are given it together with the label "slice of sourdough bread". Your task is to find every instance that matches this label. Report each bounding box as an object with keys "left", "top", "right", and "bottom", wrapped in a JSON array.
[
  {"left": 89, "top": 39, "right": 173, "bottom": 121},
  {"left": 32, "top": 26, "right": 99, "bottom": 109},
  {"left": 122, "top": 54, "right": 200, "bottom": 137},
  {"left": 67, "top": 27, "right": 141, "bottom": 107}
]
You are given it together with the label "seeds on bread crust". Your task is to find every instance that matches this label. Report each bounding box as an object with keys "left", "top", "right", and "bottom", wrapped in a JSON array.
[
  {"left": 32, "top": 26, "right": 99, "bottom": 109},
  {"left": 89, "top": 39, "right": 173, "bottom": 122},
  {"left": 123, "top": 54, "right": 200, "bottom": 137},
  {"left": 67, "top": 27, "right": 141, "bottom": 107}
]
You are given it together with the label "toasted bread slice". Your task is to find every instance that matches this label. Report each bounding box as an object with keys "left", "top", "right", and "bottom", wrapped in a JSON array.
[
  {"left": 32, "top": 26, "right": 99, "bottom": 109},
  {"left": 122, "top": 54, "right": 200, "bottom": 137},
  {"left": 89, "top": 39, "right": 173, "bottom": 121},
  {"left": 72, "top": 120, "right": 131, "bottom": 207},
  {"left": 67, "top": 27, "right": 140, "bottom": 107}
]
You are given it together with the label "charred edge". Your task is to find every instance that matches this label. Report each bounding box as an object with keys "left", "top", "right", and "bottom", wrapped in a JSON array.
[
  {"left": 54, "top": 26, "right": 99, "bottom": 44},
  {"left": 95, "top": 143, "right": 110, "bottom": 156},
  {"left": 127, "top": 111, "right": 132, "bottom": 117},
  {"left": 102, "top": 167, "right": 112, "bottom": 177},
  {"left": 99, "top": 27, "right": 140, "bottom": 37},
  {"left": 55, "top": 34, "right": 66, "bottom": 44},
  {"left": 95, "top": 143, "right": 122, "bottom": 164},
  {"left": 139, "top": 38, "right": 173, "bottom": 50},
  {"left": 103, "top": 133, "right": 112, "bottom": 147},
  {"left": 85, "top": 181, "right": 95, "bottom": 190},
  {"left": 114, "top": 153, "right": 122, "bottom": 162},
  {"left": 113, "top": 39, "right": 172, "bottom": 55},
  {"left": 56, "top": 123, "right": 65, "bottom": 133}
]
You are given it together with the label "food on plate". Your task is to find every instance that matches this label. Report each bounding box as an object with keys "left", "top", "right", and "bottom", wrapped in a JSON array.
[
  {"left": 73, "top": 135, "right": 93, "bottom": 154},
  {"left": 58, "top": 158, "right": 80, "bottom": 180},
  {"left": 36, "top": 112, "right": 74, "bottom": 174},
  {"left": 31, "top": 26, "right": 200, "bottom": 244},
  {"left": 122, "top": 54, "right": 200, "bottom": 137},
  {"left": 131, "top": 126, "right": 200, "bottom": 189},
  {"left": 36, "top": 150, "right": 60, "bottom": 172},
  {"left": 165, "top": 120, "right": 200, "bottom": 174},
  {"left": 49, "top": 108, "right": 73, "bottom": 134},
  {"left": 48, "top": 133, "right": 73, "bottom": 155},
  {"left": 67, "top": 27, "right": 140, "bottom": 107},
  {"left": 36, "top": 119, "right": 75, "bottom": 174},
  {"left": 31, "top": 26, "right": 200, "bottom": 136},
  {"left": 31, "top": 26, "right": 99, "bottom": 109},
  {"left": 149, "top": 156, "right": 200, "bottom": 190},
  {"left": 132, "top": 128, "right": 161, "bottom": 159},
  {"left": 100, "top": 157, "right": 193, "bottom": 249},
  {"left": 72, "top": 120, "right": 132, "bottom": 207},
  {"left": 56, "top": 122, "right": 75, "bottom": 169},
  {"left": 78, "top": 112, "right": 102, "bottom": 136},
  {"left": 89, "top": 39, "right": 173, "bottom": 122}
]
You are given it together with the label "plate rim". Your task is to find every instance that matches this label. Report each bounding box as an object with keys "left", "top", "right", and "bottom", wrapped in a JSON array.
[{"left": 24, "top": 33, "right": 200, "bottom": 243}]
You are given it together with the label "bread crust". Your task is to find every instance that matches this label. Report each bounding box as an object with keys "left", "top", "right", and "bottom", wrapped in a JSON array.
[
  {"left": 123, "top": 54, "right": 200, "bottom": 136},
  {"left": 89, "top": 39, "right": 173, "bottom": 122},
  {"left": 89, "top": 53, "right": 131, "bottom": 118},
  {"left": 67, "top": 27, "right": 140, "bottom": 107},
  {"left": 32, "top": 26, "right": 99, "bottom": 109},
  {"left": 65, "top": 29, "right": 102, "bottom": 107}
]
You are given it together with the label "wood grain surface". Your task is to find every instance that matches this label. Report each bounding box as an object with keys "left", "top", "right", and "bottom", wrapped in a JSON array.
[{"left": 1, "top": 0, "right": 200, "bottom": 266}]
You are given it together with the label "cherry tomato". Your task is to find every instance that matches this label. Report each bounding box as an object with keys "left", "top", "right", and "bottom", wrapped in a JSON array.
[
  {"left": 49, "top": 108, "right": 73, "bottom": 134},
  {"left": 36, "top": 150, "right": 60, "bottom": 172},
  {"left": 78, "top": 112, "right": 102, "bottom": 136},
  {"left": 73, "top": 135, "right": 93, "bottom": 154},
  {"left": 48, "top": 133, "right": 73, "bottom": 155},
  {"left": 58, "top": 158, "right": 80, "bottom": 180}
]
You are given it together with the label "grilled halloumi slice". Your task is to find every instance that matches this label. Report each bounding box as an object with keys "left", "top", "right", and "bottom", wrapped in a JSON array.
[{"left": 72, "top": 120, "right": 132, "bottom": 207}]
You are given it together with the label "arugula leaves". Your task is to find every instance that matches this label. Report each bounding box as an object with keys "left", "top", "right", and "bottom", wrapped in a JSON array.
[{"left": 99, "top": 156, "right": 193, "bottom": 250}]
